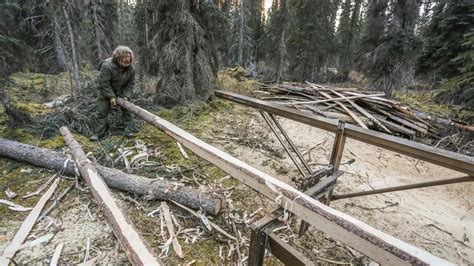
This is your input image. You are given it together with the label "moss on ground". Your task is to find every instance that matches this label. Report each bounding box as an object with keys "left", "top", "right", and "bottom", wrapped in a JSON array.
[
  {"left": 394, "top": 91, "right": 454, "bottom": 116},
  {"left": 217, "top": 67, "right": 260, "bottom": 93}
]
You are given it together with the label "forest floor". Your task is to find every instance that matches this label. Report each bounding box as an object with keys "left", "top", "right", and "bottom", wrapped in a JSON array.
[{"left": 0, "top": 70, "right": 472, "bottom": 264}]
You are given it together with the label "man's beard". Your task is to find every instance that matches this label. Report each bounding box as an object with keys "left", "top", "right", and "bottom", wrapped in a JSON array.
[{"left": 118, "top": 60, "right": 130, "bottom": 67}]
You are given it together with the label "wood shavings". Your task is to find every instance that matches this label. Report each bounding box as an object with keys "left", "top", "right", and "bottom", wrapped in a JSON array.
[
  {"left": 4, "top": 188, "right": 17, "bottom": 199},
  {"left": 0, "top": 199, "right": 33, "bottom": 212},
  {"left": 50, "top": 243, "right": 64, "bottom": 266}
]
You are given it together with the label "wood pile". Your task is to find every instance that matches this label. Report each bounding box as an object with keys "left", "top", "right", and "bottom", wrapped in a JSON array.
[{"left": 254, "top": 81, "right": 435, "bottom": 137}]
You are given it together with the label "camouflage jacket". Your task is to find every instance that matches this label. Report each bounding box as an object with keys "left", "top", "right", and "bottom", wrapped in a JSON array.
[{"left": 97, "top": 57, "right": 135, "bottom": 99}]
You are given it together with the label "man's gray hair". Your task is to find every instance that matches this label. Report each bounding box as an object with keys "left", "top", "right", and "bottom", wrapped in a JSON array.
[{"left": 112, "top": 46, "right": 134, "bottom": 63}]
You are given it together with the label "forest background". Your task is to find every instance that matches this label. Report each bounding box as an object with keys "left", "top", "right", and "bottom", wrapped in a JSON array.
[{"left": 0, "top": 0, "right": 472, "bottom": 108}]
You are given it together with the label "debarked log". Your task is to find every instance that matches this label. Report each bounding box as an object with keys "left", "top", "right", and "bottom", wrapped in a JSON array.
[
  {"left": 0, "top": 138, "right": 222, "bottom": 215},
  {"left": 60, "top": 126, "right": 161, "bottom": 265}
]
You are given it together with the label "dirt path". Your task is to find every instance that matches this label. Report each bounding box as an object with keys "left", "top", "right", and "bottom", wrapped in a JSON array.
[{"left": 221, "top": 107, "right": 473, "bottom": 264}]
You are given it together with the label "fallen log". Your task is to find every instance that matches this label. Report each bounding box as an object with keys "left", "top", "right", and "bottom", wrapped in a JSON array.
[
  {"left": 0, "top": 138, "right": 222, "bottom": 215},
  {"left": 60, "top": 126, "right": 161, "bottom": 265},
  {"left": 117, "top": 97, "right": 450, "bottom": 265}
]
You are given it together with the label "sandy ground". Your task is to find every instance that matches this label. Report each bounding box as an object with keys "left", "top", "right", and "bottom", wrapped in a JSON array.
[{"left": 225, "top": 108, "right": 474, "bottom": 264}]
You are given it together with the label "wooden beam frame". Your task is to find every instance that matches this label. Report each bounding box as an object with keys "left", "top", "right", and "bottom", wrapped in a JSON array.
[
  {"left": 215, "top": 90, "right": 474, "bottom": 175},
  {"left": 118, "top": 98, "right": 451, "bottom": 265}
]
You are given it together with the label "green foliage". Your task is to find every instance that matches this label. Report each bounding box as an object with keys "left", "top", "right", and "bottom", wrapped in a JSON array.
[
  {"left": 138, "top": 0, "right": 224, "bottom": 106},
  {"left": 417, "top": 1, "right": 474, "bottom": 79},
  {"left": 337, "top": 0, "right": 362, "bottom": 72},
  {"left": 0, "top": 1, "right": 29, "bottom": 77},
  {"left": 286, "top": 0, "right": 336, "bottom": 82}
]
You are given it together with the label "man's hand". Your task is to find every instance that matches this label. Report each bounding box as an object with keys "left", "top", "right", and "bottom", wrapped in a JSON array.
[{"left": 110, "top": 97, "right": 117, "bottom": 107}]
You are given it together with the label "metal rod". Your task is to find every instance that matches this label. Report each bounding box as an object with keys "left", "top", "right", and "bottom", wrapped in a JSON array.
[
  {"left": 268, "top": 113, "right": 312, "bottom": 174},
  {"left": 215, "top": 91, "right": 474, "bottom": 175},
  {"left": 260, "top": 111, "right": 307, "bottom": 177},
  {"left": 331, "top": 176, "right": 473, "bottom": 200}
]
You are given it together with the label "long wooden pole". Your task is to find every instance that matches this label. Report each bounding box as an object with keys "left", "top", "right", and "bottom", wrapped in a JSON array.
[
  {"left": 60, "top": 127, "right": 161, "bottom": 265},
  {"left": 117, "top": 98, "right": 450, "bottom": 265}
]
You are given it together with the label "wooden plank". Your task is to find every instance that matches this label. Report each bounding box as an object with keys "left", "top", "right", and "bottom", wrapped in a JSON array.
[
  {"left": 215, "top": 90, "right": 474, "bottom": 175},
  {"left": 373, "top": 115, "right": 417, "bottom": 136},
  {"left": 280, "top": 93, "right": 385, "bottom": 106},
  {"left": 345, "top": 91, "right": 400, "bottom": 105},
  {"left": 267, "top": 233, "right": 315, "bottom": 266},
  {"left": 0, "top": 177, "right": 60, "bottom": 265},
  {"left": 304, "top": 81, "right": 358, "bottom": 92},
  {"left": 329, "top": 89, "right": 392, "bottom": 134},
  {"left": 60, "top": 127, "right": 161, "bottom": 265},
  {"left": 161, "top": 202, "right": 184, "bottom": 258},
  {"left": 393, "top": 104, "right": 430, "bottom": 127},
  {"left": 118, "top": 98, "right": 451, "bottom": 265},
  {"left": 375, "top": 109, "right": 428, "bottom": 134},
  {"left": 306, "top": 83, "right": 368, "bottom": 129}
]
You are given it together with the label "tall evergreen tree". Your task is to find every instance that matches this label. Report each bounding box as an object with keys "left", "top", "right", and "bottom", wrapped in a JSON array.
[
  {"left": 286, "top": 0, "right": 336, "bottom": 82},
  {"left": 0, "top": 1, "right": 28, "bottom": 77},
  {"left": 337, "top": 0, "right": 356, "bottom": 71},
  {"left": 261, "top": 0, "right": 289, "bottom": 82},
  {"left": 89, "top": 0, "right": 118, "bottom": 63},
  {"left": 417, "top": 1, "right": 474, "bottom": 79},
  {"left": 150, "top": 0, "right": 224, "bottom": 106}
]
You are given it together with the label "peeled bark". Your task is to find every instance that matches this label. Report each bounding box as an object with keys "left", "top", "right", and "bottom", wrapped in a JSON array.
[{"left": 0, "top": 138, "right": 222, "bottom": 215}]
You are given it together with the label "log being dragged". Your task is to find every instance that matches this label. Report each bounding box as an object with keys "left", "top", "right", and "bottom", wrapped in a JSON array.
[
  {"left": 60, "top": 126, "right": 161, "bottom": 265},
  {"left": 0, "top": 138, "right": 222, "bottom": 215}
]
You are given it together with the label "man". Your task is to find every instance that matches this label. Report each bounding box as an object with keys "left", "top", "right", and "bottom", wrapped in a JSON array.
[{"left": 90, "top": 46, "right": 136, "bottom": 141}]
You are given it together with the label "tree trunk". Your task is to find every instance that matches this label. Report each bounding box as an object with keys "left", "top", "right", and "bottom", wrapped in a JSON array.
[
  {"left": 276, "top": 30, "right": 286, "bottom": 83},
  {"left": 238, "top": 0, "right": 245, "bottom": 66},
  {"left": 0, "top": 138, "right": 222, "bottom": 215},
  {"left": 51, "top": 13, "right": 68, "bottom": 72},
  {"left": 92, "top": 0, "right": 104, "bottom": 61},
  {"left": 62, "top": 1, "right": 81, "bottom": 92},
  {"left": 184, "top": 46, "right": 196, "bottom": 101}
]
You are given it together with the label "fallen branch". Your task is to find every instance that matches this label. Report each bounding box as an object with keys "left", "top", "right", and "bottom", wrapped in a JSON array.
[{"left": 0, "top": 138, "right": 222, "bottom": 215}]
